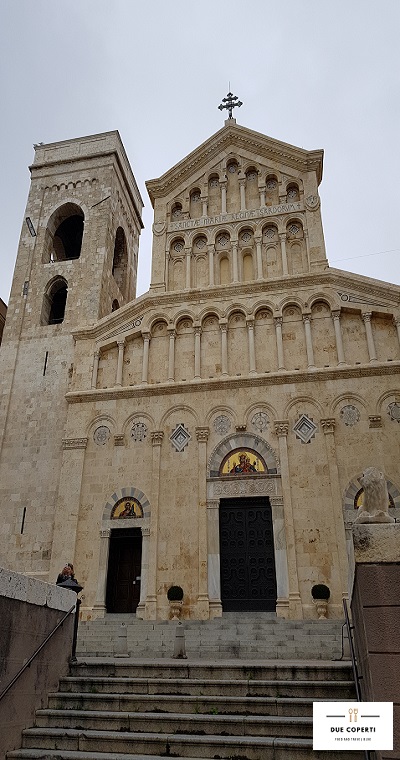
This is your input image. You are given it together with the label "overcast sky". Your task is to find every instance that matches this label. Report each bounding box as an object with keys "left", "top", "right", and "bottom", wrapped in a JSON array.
[{"left": 0, "top": 0, "right": 399, "bottom": 305}]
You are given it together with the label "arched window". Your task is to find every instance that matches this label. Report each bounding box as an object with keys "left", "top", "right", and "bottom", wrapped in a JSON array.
[
  {"left": 41, "top": 277, "right": 68, "bottom": 325},
  {"left": 44, "top": 203, "right": 84, "bottom": 262},
  {"left": 112, "top": 227, "right": 128, "bottom": 296},
  {"left": 112, "top": 299, "right": 120, "bottom": 312}
]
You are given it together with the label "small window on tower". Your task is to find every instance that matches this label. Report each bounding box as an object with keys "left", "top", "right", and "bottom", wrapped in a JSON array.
[{"left": 41, "top": 277, "right": 68, "bottom": 325}]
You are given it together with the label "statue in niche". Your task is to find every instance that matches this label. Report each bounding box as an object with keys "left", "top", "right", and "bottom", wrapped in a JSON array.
[{"left": 354, "top": 467, "right": 395, "bottom": 524}]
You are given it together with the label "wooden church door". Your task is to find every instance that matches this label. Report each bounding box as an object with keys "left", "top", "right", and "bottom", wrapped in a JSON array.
[{"left": 106, "top": 527, "right": 142, "bottom": 613}]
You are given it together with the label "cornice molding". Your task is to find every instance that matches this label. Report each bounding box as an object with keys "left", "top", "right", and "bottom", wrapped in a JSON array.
[
  {"left": 66, "top": 361, "right": 400, "bottom": 405},
  {"left": 146, "top": 123, "right": 324, "bottom": 204}
]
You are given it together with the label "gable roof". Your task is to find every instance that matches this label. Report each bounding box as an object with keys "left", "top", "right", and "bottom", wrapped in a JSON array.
[{"left": 146, "top": 120, "right": 324, "bottom": 206}]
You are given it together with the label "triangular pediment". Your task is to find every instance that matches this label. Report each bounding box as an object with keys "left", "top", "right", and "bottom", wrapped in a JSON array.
[{"left": 146, "top": 121, "right": 324, "bottom": 205}]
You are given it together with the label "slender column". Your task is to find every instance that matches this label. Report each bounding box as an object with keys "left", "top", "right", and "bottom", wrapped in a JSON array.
[
  {"left": 196, "top": 428, "right": 210, "bottom": 617},
  {"left": 232, "top": 241, "right": 239, "bottom": 282},
  {"left": 279, "top": 233, "right": 289, "bottom": 276},
  {"left": 304, "top": 229, "right": 311, "bottom": 271},
  {"left": 259, "top": 184, "right": 266, "bottom": 207},
  {"left": 136, "top": 526, "right": 150, "bottom": 618},
  {"left": 141, "top": 332, "right": 150, "bottom": 384},
  {"left": 220, "top": 181, "right": 227, "bottom": 214},
  {"left": 255, "top": 236, "right": 263, "bottom": 280},
  {"left": 247, "top": 318, "right": 256, "bottom": 374},
  {"left": 321, "top": 419, "right": 349, "bottom": 599},
  {"left": 207, "top": 499, "right": 222, "bottom": 617},
  {"left": 145, "top": 432, "right": 164, "bottom": 619},
  {"left": 362, "top": 312, "right": 378, "bottom": 362},
  {"left": 167, "top": 328, "right": 175, "bottom": 381},
  {"left": 201, "top": 195, "right": 208, "bottom": 217},
  {"left": 49, "top": 438, "right": 88, "bottom": 582},
  {"left": 208, "top": 244, "right": 215, "bottom": 287},
  {"left": 332, "top": 310, "right": 346, "bottom": 365},
  {"left": 220, "top": 321, "right": 228, "bottom": 376},
  {"left": 274, "top": 317, "right": 285, "bottom": 370},
  {"left": 239, "top": 179, "right": 246, "bottom": 211},
  {"left": 93, "top": 528, "right": 111, "bottom": 616},
  {"left": 91, "top": 351, "right": 100, "bottom": 389},
  {"left": 302, "top": 315, "right": 315, "bottom": 369},
  {"left": 194, "top": 325, "right": 201, "bottom": 380},
  {"left": 394, "top": 317, "right": 400, "bottom": 349},
  {"left": 185, "top": 246, "right": 191, "bottom": 289},
  {"left": 274, "top": 422, "right": 302, "bottom": 618},
  {"left": 115, "top": 339, "right": 125, "bottom": 386}
]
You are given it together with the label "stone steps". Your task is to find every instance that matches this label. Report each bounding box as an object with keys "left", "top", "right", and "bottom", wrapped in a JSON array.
[
  {"left": 7, "top": 658, "right": 363, "bottom": 760},
  {"left": 76, "top": 614, "right": 345, "bottom": 660}
]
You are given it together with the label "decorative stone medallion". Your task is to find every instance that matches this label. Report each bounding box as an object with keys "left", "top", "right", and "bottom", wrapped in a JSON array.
[
  {"left": 195, "top": 237, "right": 206, "bottom": 249},
  {"left": 340, "top": 405, "right": 360, "bottom": 427},
  {"left": 266, "top": 179, "right": 277, "bottom": 190},
  {"left": 93, "top": 425, "right": 111, "bottom": 446},
  {"left": 305, "top": 194, "right": 320, "bottom": 211},
  {"left": 191, "top": 191, "right": 201, "bottom": 202},
  {"left": 251, "top": 412, "right": 269, "bottom": 433},
  {"left": 217, "top": 234, "right": 229, "bottom": 247},
  {"left": 209, "top": 178, "right": 219, "bottom": 188},
  {"left": 170, "top": 423, "right": 191, "bottom": 452},
  {"left": 241, "top": 231, "right": 252, "bottom": 242},
  {"left": 293, "top": 415, "right": 317, "bottom": 444},
  {"left": 131, "top": 421, "right": 148, "bottom": 441},
  {"left": 264, "top": 227, "right": 275, "bottom": 239},
  {"left": 173, "top": 241, "right": 184, "bottom": 252},
  {"left": 213, "top": 415, "right": 231, "bottom": 435},
  {"left": 288, "top": 223, "right": 300, "bottom": 236},
  {"left": 387, "top": 402, "right": 400, "bottom": 422},
  {"left": 287, "top": 187, "right": 299, "bottom": 199}
]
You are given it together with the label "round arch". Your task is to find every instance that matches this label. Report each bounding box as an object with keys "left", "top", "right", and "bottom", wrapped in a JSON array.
[{"left": 208, "top": 433, "right": 279, "bottom": 477}]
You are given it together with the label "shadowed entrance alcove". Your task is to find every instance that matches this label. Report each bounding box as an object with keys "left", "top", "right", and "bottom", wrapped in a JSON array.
[{"left": 206, "top": 433, "right": 289, "bottom": 618}]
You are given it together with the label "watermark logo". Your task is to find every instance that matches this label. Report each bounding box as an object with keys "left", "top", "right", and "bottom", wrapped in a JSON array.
[{"left": 313, "top": 702, "right": 393, "bottom": 751}]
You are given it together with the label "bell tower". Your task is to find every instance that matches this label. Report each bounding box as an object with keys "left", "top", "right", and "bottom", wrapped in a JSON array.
[{"left": 0, "top": 132, "right": 143, "bottom": 576}]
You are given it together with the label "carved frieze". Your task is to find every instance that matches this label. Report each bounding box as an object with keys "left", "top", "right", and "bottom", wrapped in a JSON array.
[{"left": 62, "top": 437, "right": 88, "bottom": 450}]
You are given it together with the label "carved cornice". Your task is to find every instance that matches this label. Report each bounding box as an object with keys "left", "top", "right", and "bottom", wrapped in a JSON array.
[
  {"left": 146, "top": 123, "right": 324, "bottom": 204},
  {"left": 62, "top": 437, "right": 88, "bottom": 450},
  {"left": 71, "top": 269, "right": 400, "bottom": 342},
  {"left": 66, "top": 361, "right": 400, "bottom": 405}
]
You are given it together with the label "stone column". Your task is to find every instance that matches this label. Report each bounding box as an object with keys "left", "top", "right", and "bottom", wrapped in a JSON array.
[
  {"left": 49, "top": 437, "right": 88, "bottom": 582},
  {"left": 274, "top": 317, "right": 285, "bottom": 370},
  {"left": 220, "top": 181, "right": 227, "bottom": 214},
  {"left": 141, "top": 332, "right": 150, "bottom": 384},
  {"left": 91, "top": 350, "right": 100, "bottom": 389},
  {"left": 321, "top": 418, "right": 349, "bottom": 600},
  {"left": 274, "top": 422, "right": 302, "bottom": 618},
  {"left": 362, "top": 312, "right": 378, "bottom": 362},
  {"left": 145, "top": 431, "right": 164, "bottom": 619},
  {"left": 304, "top": 229, "right": 311, "bottom": 271},
  {"left": 303, "top": 315, "right": 315, "bottom": 369},
  {"left": 259, "top": 184, "right": 266, "bottom": 207},
  {"left": 332, "top": 310, "right": 346, "bottom": 365},
  {"left": 167, "top": 328, "right": 175, "bottom": 382},
  {"left": 247, "top": 318, "right": 257, "bottom": 375},
  {"left": 239, "top": 178, "right": 246, "bottom": 211},
  {"left": 201, "top": 195, "right": 208, "bottom": 217},
  {"left": 207, "top": 499, "right": 222, "bottom": 617},
  {"left": 220, "top": 321, "right": 228, "bottom": 376},
  {"left": 194, "top": 325, "right": 201, "bottom": 380},
  {"left": 136, "top": 525, "right": 150, "bottom": 618},
  {"left": 93, "top": 528, "right": 111, "bottom": 617},
  {"left": 196, "top": 428, "right": 210, "bottom": 618},
  {"left": 279, "top": 233, "right": 289, "bottom": 276},
  {"left": 208, "top": 244, "right": 215, "bottom": 287},
  {"left": 115, "top": 339, "right": 125, "bottom": 387},
  {"left": 185, "top": 246, "right": 191, "bottom": 290},
  {"left": 232, "top": 241, "right": 239, "bottom": 282},
  {"left": 255, "top": 236, "right": 263, "bottom": 280},
  {"left": 394, "top": 316, "right": 400, "bottom": 348}
]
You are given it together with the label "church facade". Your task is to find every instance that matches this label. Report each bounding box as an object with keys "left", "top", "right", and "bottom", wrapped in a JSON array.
[{"left": 0, "top": 119, "right": 399, "bottom": 622}]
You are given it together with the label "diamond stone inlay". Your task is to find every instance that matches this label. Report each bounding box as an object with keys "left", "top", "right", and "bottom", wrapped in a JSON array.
[
  {"left": 293, "top": 415, "right": 317, "bottom": 444},
  {"left": 170, "top": 423, "right": 191, "bottom": 452}
]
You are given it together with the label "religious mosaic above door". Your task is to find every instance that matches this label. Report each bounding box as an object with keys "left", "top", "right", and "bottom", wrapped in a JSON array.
[
  {"left": 111, "top": 497, "right": 144, "bottom": 519},
  {"left": 220, "top": 448, "right": 267, "bottom": 475}
]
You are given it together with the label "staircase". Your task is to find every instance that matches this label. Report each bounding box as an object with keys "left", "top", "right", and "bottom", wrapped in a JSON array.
[{"left": 7, "top": 615, "right": 364, "bottom": 760}]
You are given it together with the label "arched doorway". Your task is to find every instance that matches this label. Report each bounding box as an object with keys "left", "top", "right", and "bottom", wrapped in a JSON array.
[
  {"left": 207, "top": 434, "right": 285, "bottom": 616},
  {"left": 106, "top": 527, "right": 142, "bottom": 613}
]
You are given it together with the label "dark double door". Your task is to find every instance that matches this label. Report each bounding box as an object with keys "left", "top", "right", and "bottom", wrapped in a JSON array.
[
  {"left": 219, "top": 497, "right": 277, "bottom": 612},
  {"left": 106, "top": 528, "right": 142, "bottom": 613}
]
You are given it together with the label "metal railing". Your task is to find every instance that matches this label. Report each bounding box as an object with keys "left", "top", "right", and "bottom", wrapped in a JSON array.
[
  {"left": 342, "top": 598, "right": 372, "bottom": 760},
  {"left": 0, "top": 601, "right": 76, "bottom": 704}
]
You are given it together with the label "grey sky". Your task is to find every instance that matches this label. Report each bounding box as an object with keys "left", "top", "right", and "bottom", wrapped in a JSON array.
[{"left": 0, "top": 0, "right": 399, "bottom": 304}]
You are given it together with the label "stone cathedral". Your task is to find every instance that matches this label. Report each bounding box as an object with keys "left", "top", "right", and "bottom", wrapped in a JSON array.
[{"left": 0, "top": 108, "right": 399, "bottom": 623}]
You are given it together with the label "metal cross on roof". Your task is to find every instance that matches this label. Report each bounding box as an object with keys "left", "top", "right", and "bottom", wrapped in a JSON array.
[{"left": 218, "top": 92, "right": 243, "bottom": 119}]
